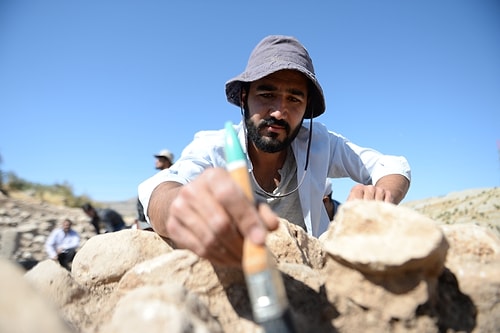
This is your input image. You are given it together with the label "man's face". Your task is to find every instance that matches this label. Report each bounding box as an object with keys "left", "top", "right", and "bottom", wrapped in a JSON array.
[
  {"left": 243, "top": 70, "right": 308, "bottom": 153},
  {"left": 62, "top": 220, "right": 72, "bottom": 232},
  {"left": 155, "top": 157, "right": 172, "bottom": 170},
  {"left": 83, "top": 208, "right": 95, "bottom": 218}
]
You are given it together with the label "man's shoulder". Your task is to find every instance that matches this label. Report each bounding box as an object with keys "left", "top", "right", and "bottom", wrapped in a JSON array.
[
  {"left": 187, "top": 127, "right": 230, "bottom": 153},
  {"left": 50, "top": 228, "right": 63, "bottom": 236},
  {"left": 193, "top": 128, "right": 226, "bottom": 142},
  {"left": 297, "top": 121, "right": 333, "bottom": 141}
]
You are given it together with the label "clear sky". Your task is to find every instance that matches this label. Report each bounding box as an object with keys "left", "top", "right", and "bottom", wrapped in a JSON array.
[{"left": 0, "top": 0, "right": 499, "bottom": 203}]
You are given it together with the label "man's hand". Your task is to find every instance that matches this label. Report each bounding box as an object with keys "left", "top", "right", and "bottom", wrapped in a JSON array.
[
  {"left": 148, "top": 168, "right": 279, "bottom": 267},
  {"left": 346, "top": 174, "right": 410, "bottom": 204}
]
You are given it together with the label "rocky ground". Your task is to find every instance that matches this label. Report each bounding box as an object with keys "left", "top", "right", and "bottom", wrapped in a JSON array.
[{"left": 0, "top": 187, "right": 498, "bottom": 332}]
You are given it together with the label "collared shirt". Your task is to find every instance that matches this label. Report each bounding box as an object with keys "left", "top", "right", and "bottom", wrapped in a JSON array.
[
  {"left": 45, "top": 228, "right": 80, "bottom": 259},
  {"left": 138, "top": 121, "right": 411, "bottom": 237}
]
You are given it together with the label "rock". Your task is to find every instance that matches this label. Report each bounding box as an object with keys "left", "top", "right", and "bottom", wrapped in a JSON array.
[
  {"left": 0, "top": 258, "right": 75, "bottom": 333},
  {"left": 440, "top": 223, "right": 500, "bottom": 332},
  {"left": 318, "top": 201, "right": 447, "bottom": 330},
  {"left": 0, "top": 188, "right": 499, "bottom": 332},
  {"left": 320, "top": 200, "right": 448, "bottom": 276},
  {"left": 25, "top": 259, "right": 88, "bottom": 308},
  {"left": 103, "top": 285, "right": 224, "bottom": 333},
  {"left": 117, "top": 249, "right": 257, "bottom": 332},
  {"left": 267, "top": 218, "right": 326, "bottom": 269},
  {"left": 72, "top": 229, "right": 172, "bottom": 286}
]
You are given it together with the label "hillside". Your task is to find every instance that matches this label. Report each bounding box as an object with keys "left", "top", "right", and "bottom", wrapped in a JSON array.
[{"left": 402, "top": 187, "right": 500, "bottom": 236}]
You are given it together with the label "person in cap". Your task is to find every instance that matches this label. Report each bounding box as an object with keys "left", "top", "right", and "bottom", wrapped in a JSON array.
[
  {"left": 154, "top": 149, "right": 174, "bottom": 171},
  {"left": 134, "top": 149, "right": 175, "bottom": 231},
  {"left": 138, "top": 35, "right": 411, "bottom": 267}
]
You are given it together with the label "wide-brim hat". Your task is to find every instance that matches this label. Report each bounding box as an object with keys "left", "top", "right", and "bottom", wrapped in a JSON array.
[{"left": 225, "top": 35, "right": 326, "bottom": 119}]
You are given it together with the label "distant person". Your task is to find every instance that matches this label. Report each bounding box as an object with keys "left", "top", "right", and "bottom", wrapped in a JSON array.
[
  {"left": 134, "top": 149, "right": 174, "bottom": 231},
  {"left": 322, "top": 179, "right": 341, "bottom": 221},
  {"left": 82, "top": 203, "right": 126, "bottom": 234},
  {"left": 154, "top": 149, "right": 174, "bottom": 170},
  {"left": 44, "top": 218, "right": 80, "bottom": 270}
]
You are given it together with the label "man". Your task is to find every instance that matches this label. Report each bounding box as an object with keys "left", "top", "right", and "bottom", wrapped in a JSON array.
[
  {"left": 138, "top": 35, "right": 411, "bottom": 267},
  {"left": 82, "top": 203, "right": 126, "bottom": 234},
  {"left": 323, "top": 178, "right": 341, "bottom": 221},
  {"left": 45, "top": 218, "right": 80, "bottom": 270},
  {"left": 134, "top": 149, "right": 175, "bottom": 230},
  {"left": 154, "top": 149, "right": 174, "bottom": 170}
]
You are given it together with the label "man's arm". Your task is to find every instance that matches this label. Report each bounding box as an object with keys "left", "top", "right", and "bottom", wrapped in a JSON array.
[
  {"left": 145, "top": 169, "right": 278, "bottom": 267},
  {"left": 374, "top": 174, "right": 410, "bottom": 204},
  {"left": 147, "top": 181, "right": 183, "bottom": 237},
  {"left": 347, "top": 174, "right": 410, "bottom": 204},
  {"left": 44, "top": 230, "right": 58, "bottom": 259}
]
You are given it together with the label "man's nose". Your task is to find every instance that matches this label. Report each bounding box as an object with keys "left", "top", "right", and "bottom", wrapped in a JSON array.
[{"left": 269, "top": 97, "right": 288, "bottom": 118}]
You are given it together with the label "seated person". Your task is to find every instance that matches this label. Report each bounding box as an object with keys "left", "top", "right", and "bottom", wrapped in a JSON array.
[{"left": 44, "top": 218, "right": 80, "bottom": 270}]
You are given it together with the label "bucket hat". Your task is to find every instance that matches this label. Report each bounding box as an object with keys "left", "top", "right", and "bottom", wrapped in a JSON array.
[{"left": 225, "top": 35, "right": 326, "bottom": 118}]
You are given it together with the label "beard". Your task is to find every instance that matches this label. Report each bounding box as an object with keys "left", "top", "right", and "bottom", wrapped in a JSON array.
[{"left": 245, "top": 111, "right": 303, "bottom": 153}]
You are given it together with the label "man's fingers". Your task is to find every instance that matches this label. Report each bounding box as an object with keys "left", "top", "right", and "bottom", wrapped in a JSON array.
[
  {"left": 257, "top": 203, "right": 280, "bottom": 231},
  {"left": 205, "top": 169, "right": 268, "bottom": 245},
  {"left": 165, "top": 168, "right": 275, "bottom": 267},
  {"left": 347, "top": 184, "right": 394, "bottom": 203}
]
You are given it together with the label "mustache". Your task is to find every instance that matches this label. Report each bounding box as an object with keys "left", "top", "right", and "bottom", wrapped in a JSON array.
[{"left": 259, "top": 118, "right": 291, "bottom": 133}]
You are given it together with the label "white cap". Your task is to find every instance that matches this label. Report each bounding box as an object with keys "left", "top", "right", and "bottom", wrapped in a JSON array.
[
  {"left": 154, "top": 149, "right": 174, "bottom": 163},
  {"left": 324, "top": 178, "right": 332, "bottom": 196}
]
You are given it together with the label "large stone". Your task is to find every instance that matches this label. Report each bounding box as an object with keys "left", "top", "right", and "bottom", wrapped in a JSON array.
[
  {"left": 72, "top": 229, "right": 172, "bottom": 286},
  {"left": 117, "top": 249, "right": 258, "bottom": 333},
  {"left": 25, "top": 259, "right": 88, "bottom": 308},
  {"left": 320, "top": 200, "right": 448, "bottom": 276},
  {"left": 103, "top": 285, "right": 224, "bottom": 333},
  {"left": 320, "top": 200, "right": 450, "bottom": 326},
  {"left": 0, "top": 258, "right": 74, "bottom": 333},
  {"left": 440, "top": 223, "right": 500, "bottom": 332},
  {"left": 267, "top": 218, "right": 326, "bottom": 269}
]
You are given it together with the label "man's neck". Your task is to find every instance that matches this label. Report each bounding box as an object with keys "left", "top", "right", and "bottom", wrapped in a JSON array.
[{"left": 247, "top": 143, "right": 288, "bottom": 192}]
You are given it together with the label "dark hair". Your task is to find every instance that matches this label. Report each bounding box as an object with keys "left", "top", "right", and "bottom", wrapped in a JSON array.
[{"left": 81, "top": 203, "right": 93, "bottom": 211}]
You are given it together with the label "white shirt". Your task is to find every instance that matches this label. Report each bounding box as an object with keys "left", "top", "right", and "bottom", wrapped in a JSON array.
[
  {"left": 44, "top": 228, "right": 80, "bottom": 259},
  {"left": 138, "top": 121, "right": 411, "bottom": 237}
]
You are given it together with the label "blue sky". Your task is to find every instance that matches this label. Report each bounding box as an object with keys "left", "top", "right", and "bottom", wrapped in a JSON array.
[{"left": 0, "top": 0, "right": 499, "bottom": 203}]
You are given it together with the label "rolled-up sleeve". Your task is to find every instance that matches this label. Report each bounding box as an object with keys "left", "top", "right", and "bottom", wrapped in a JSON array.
[
  {"left": 137, "top": 170, "right": 177, "bottom": 224},
  {"left": 137, "top": 128, "right": 229, "bottom": 224},
  {"left": 370, "top": 154, "right": 411, "bottom": 185}
]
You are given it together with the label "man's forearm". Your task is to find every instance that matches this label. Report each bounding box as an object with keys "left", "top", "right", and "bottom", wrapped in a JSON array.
[
  {"left": 375, "top": 174, "right": 410, "bottom": 204},
  {"left": 147, "top": 181, "right": 182, "bottom": 237}
]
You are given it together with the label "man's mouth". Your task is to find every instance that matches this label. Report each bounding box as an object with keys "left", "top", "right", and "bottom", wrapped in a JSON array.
[{"left": 261, "top": 119, "right": 289, "bottom": 134}]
